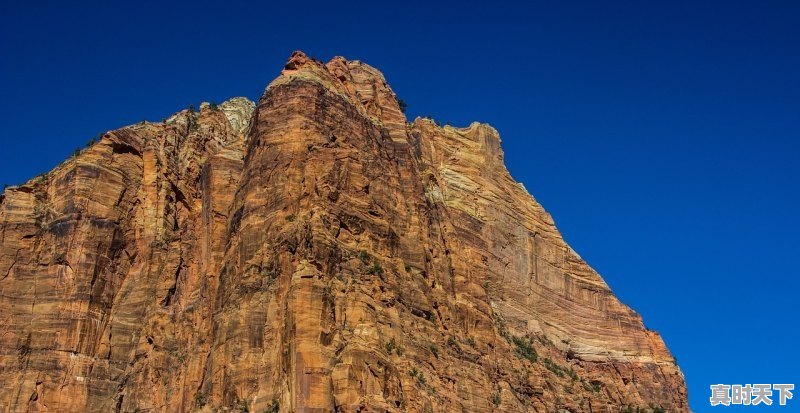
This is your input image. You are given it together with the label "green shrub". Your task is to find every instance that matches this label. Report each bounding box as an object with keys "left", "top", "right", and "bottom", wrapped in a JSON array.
[
  {"left": 567, "top": 367, "right": 579, "bottom": 381},
  {"left": 428, "top": 343, "right": 439, "bottom": 357},
  {"left": 397, "top": 98, "right": 408, "bottom": 113},
  {"left": 385, "top": 338, "right": 396, "bottom": 354},
  {"left": 543, "top": 357, "right": 566, "bottom": 378},
  {"left": 494, "top": 314, "right": 510, "bottom": 339},
  {"left": 366, "top": 263, "right": 383, "bottom": 275},
  {"left": 581, "top": 378, "right": 596, "bottom": 392},
  {"left": 193, "top": 392, "right": 207, "bottom": 407},
  {"left": 510, "top": 335, "right": 537, "bottom": 362},
  {"left": 410, "top": 367, "right": 426, "bottom": 385},
  {"left": 266, "top": 398, "right": 279, "bottom": 413},
  {"left": 234, "top": 398, "right": 249, "bottom": 412}
]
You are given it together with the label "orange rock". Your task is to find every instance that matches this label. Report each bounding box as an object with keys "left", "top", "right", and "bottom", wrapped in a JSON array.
[{"left": 0, "top": 52, "right": 687, "bottom": 412}]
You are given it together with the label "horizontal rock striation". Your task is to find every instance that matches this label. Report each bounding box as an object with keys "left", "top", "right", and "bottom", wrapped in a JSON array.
[{"left": 0, "top": 51, "right": 687, "bottom": 412}]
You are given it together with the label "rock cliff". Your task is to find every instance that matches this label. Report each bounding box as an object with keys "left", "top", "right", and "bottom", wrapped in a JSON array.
[{"left": 0, "top": 51, "right": 687, "bottom": 412}]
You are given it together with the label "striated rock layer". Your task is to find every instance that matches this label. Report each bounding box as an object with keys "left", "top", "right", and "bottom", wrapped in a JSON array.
[{"left": 0, "top": 51, "right": 687, "bottom": 412}]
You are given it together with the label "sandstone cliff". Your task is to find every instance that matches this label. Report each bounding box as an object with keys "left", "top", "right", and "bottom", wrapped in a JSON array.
[{"left": 0, "top": 51, "right": 687, "bottom": 412}]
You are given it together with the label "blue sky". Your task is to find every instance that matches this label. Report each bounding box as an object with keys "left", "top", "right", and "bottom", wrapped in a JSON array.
[{"left": 1, "top": 1, "right": 798, "bottom": 410}]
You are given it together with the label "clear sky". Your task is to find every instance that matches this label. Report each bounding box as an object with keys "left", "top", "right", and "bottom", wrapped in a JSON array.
[{"left": 1, "top": 1, "right": 798, "bottom": 410}]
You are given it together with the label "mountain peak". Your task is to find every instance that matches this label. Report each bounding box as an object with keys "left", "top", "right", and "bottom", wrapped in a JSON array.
[
  {"left": 0, "top": 53, "right": 687, "bottom": 412},
  {"left": 282, "top": 50, "right": 319, "bottom": 71},
  {"left": 270, "top": 51, "right": 407, "bottom": 142}
]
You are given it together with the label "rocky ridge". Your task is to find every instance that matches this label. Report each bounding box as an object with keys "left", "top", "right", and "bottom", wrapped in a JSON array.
[{"left": 0, "top": 51, "right": 687, "bottom": 412}]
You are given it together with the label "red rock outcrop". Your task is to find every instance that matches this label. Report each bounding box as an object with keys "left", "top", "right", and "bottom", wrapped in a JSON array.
[{"left": 0, "top": 51, "right": 687, "bottom": 412}]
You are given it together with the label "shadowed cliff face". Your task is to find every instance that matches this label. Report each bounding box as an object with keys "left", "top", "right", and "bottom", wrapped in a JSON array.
[{"left": 0, "top": 51, "right": 687, "bottom": 412}]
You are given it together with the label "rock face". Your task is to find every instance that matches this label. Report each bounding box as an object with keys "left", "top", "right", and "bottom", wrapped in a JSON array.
[{"left": 0, "top": 51, "right": 687, "bottom": 412}]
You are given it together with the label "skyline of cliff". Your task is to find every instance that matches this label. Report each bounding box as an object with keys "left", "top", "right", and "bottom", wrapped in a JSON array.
[{"left": 2, "top": 2, "right": 799, "bottom": 410}]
